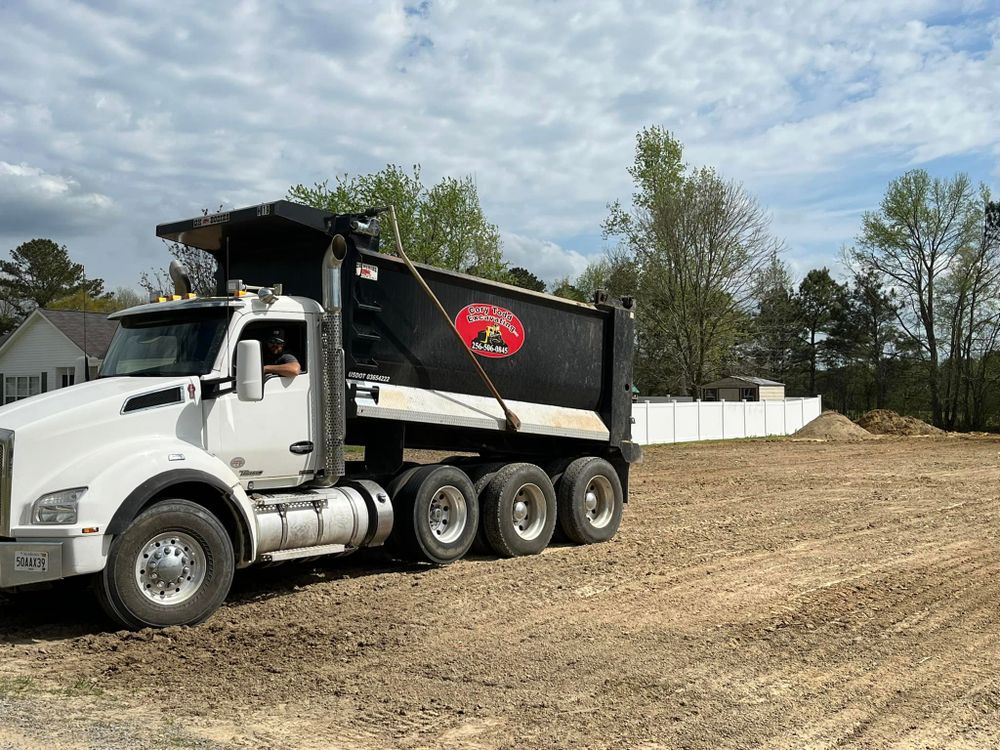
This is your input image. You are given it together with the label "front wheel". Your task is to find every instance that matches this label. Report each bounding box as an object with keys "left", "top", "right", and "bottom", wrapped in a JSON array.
[{"left": 96, "top": 499, "right": 235, "bottom": 629}]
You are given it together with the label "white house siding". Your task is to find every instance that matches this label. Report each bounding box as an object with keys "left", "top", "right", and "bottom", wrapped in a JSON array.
[{"left": 0, "top": 314, "right": 83, "bottom": 401}]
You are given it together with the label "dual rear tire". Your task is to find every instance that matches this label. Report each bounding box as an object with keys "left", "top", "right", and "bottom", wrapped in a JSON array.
[
  {"left": 393, "top": 457, "right": 623, "bottom": 562},
  {"left": 388, "top": 465, "right": 480, "bottom": 564},
  {"left": 556, "top": 457, "right": 624, "bottom": 544},
  {"left": 480, "top": 463, "right": 558, "bottom": 558}
]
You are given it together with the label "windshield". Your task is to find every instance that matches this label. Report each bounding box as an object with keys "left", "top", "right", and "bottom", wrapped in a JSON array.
[{"left": 101, "top": 309, "right": 229, "bottom": 377}]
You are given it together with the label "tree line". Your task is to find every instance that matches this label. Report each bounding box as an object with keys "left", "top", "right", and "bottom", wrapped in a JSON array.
[
  {"left": 6, "top": 135, "right": 996, "bottom": 432},
  {"left": 563, "top": 129, "right": 998, "bottom": 431}
]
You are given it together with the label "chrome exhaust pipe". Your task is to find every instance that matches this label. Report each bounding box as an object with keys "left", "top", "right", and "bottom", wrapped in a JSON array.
[{"left": 317, "top": 234, "right": 348, "bottom": 485}]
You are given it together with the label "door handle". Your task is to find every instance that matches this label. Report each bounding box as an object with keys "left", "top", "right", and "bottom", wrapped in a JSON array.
[{"left": 289, "top": 441, "right": 314, "bottom": 455}]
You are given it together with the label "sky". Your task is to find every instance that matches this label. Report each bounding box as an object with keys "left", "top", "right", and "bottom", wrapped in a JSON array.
[{"left": 1, "top": 0, "right": 998, "bottom": 293}]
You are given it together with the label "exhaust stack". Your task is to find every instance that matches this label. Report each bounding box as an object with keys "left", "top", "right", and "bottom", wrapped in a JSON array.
[{"left": 317, "top": 234, "right": 348, "bottom": 485}]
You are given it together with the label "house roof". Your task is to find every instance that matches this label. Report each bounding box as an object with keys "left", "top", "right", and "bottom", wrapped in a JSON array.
[
  {"left": 37, "top": 309, "right": 119, "bottom": 358},
  {"left": 702, "top": 375, "right": 785, "bottom": 388}
]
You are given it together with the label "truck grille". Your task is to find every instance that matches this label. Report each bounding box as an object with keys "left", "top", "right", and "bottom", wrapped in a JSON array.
[{"left": 0, "top": 429, "right": 13, "bottom": 537}]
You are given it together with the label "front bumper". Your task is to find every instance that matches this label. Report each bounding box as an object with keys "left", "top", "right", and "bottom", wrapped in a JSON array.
[{"left": 0, "top": 541, "right": 64, "bottom": 588}]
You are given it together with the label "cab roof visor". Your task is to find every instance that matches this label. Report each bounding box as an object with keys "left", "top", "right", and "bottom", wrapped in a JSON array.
[
  {"left": 155, "top": 200, "right": 382, "bottom": 300},
  {"left": 155, "top": 201, "right": 337, "bottom": 252}
]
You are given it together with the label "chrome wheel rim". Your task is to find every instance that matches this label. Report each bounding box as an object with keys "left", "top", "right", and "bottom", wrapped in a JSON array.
[
  {"left": 134, "top": 531, "right": 207, "bottom": 605},
  {"left": 584, "top": 475, "right": 615, "bottom": 528},
  {"left": 428, "top": 485, "right": 468, "bottom": 544},
  {"left": 511, "top": 483, "right": 547, "bottom": 540}
]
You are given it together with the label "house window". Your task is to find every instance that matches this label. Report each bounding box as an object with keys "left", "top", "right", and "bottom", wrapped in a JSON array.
[
  {"left": 703, "top": 388, "right": 718, "bottom": 401},
  {"left": 57, "top": 367, "right": 75, "bottom": 388},
  {"left": 740, "top": 387, "right": 757, "bottom": 401},
  {"left": 4, "top": 375, "right": 41, "bottom": 404}
]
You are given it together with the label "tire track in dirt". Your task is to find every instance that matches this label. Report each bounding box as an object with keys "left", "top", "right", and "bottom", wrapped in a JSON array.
[{"left": 3, "top": 437, "right": 1000, "bottom": 748}]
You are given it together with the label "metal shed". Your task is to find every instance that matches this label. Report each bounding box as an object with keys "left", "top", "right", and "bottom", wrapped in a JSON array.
[{"left": 700, "top": 376, "right": 785, "bottom": 402}]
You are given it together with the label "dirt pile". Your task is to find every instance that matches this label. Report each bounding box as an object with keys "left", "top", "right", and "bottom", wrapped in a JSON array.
[
  {"left": 856, "top": 409, "right": 943, "bottom": 436},
  {"left": 793, "top": 410, "right": 875, "bottom": 440}
]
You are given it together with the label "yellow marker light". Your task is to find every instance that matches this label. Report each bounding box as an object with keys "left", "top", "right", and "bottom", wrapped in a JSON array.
[{"left": 82, "top": 527, "right": 100, "bottom": 534}]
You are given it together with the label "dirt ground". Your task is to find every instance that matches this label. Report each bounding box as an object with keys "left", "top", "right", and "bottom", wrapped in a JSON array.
[{"left": 3, "top": 436, "right": 1000, "bottom": 749}]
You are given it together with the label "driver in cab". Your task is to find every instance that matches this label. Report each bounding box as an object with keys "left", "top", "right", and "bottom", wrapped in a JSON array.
[{"left": 262, "top": 330, "right": 301, "bottom": 378}]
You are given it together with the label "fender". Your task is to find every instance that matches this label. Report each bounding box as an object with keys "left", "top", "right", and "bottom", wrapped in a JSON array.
[
  {"left": 102, "top": 465, "right": 258, "bottom": 566},
  {"left": 108, "top": 467, "right": 242, "bottom": 535},
  {"left": 11, "top": 436, "right": 259, "bottom": 565}
]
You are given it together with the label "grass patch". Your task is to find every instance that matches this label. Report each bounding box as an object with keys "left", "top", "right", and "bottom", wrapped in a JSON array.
[
  {"left": 60, "top": 678, "right": 104, "bottom": 697},
  {"left": 0, "top": 676, "right": 35, "bottom": 697}
]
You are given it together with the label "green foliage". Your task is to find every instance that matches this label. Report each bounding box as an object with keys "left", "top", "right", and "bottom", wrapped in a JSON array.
[
  {"left": 48, "top": 286, "right": 145, "bottom": 313},
  {"left": 550, "top": 277, "right": 586, "bottom": 302},
  {"left": 624, "top": 125, "right": 684, "bottom": 215},
  {"left": 747, "top": 254, "right": 801, "bottom": 385},
  {"left": 289, "top": 164, "right": 506, "bottom": 280},
  {"left": 795, "top": 268, "right": 848, "bottom": 394},
  {"left": 824, "top": 270, "right": 900, "bottom": 411},
  {"left": 60, "top": 678, "right": 105, "bottom": 697},
  {"left": 573, "top": 252, "right": 639, "bottom": 302},
  {"left": 507, "top": 266, "right": 547, "bottom": 292},
  {"left": 852, "top": 169, "right": 984, "bottom": 426},
  {"left": 606, "top": 128, "right": 781, "bottom": 396},
  {"left": 110, "top": 286, "right": 147, "bottom": 310},
  {"left": 0, "top": 239, "right": 105, "bottom": 317}
]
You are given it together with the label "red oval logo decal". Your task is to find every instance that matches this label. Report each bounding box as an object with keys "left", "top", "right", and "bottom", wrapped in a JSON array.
[{"left": 454, "top": 303, "right": 525, "bottom": 358}]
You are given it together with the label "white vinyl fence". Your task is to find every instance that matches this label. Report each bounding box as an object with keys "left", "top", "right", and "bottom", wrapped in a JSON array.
[{"left": 631, "top": 396, "right": 823, "bottom": 445}]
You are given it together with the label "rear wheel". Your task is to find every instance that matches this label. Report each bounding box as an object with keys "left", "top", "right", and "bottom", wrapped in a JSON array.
[
  {"left": 390, "top": 465, "right": 479, "bottom": 564},
  {"left": 481, "top": 463, "right": 557, "bottom": 557},
  {"left": 544, "top": 457, "right": 577, "bottom": 544},
  {"left": 464, "top": 462, "right": 507, "bottom": 555},
  {"left": 96, "top": 499, "right": 235, "bottom": 629},
  {"left": 557, "top": 457, "right": 623, "bottom": 544}
]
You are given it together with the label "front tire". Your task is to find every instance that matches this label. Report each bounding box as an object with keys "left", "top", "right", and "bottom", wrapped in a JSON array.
[{"left": 96, "top": 499, "right": 235, "bottom": 629}]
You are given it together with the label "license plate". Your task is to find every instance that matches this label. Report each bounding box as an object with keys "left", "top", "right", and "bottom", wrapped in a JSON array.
[{"left": 14, "top": 551, "right": 47, "bottom": 573}]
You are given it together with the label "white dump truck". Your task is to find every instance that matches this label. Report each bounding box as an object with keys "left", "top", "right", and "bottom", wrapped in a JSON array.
[{"left": 0, "top": 202, "right": 640, "bottom": 629}]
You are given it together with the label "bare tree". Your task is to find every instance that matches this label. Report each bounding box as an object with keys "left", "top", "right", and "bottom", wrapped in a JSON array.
[
  {"left": 852, "top": 170, "right": 981, "bottom": 427},
  {"left": 941, "top": 192, "right": 1000, "bottom": 429},
  {"left": 140, "top": 241, "right": 219, "bottom": 298}
]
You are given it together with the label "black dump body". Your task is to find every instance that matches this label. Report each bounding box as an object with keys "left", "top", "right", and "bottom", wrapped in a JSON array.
[{"left": 158, "top": 201, "right": 640, "bottom": 475}]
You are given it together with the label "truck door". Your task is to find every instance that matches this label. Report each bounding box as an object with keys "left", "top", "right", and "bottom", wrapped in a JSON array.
[{"left": 204, "top": 317, "right": 319, "bottom": 490}]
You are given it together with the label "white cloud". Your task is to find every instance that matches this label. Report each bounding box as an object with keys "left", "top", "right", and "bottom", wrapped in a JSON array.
[
  {"left": 0, "top": 0, "right": 996, "bottom": 288},
  {"left": 0, "top": 161, "right": 117, "bottom": 238},
  {"left": 501, "top": 231, "right": 593, "bottom": 286}
]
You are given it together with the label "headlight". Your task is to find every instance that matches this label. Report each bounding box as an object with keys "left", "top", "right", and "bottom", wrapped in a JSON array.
[{"left": 31, "top": 487, "right": 86, "bottom": 525}]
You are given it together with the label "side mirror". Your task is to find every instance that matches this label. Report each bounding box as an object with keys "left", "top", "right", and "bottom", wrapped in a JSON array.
[{"left": 236, "top": 340, "right": 264, "bottom": 402}]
